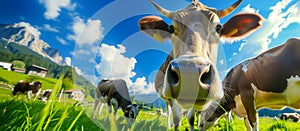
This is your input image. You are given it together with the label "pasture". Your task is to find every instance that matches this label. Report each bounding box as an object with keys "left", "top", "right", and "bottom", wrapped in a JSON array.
[{"left": 1, "top": 69, "right": 300, "bottom": 130}]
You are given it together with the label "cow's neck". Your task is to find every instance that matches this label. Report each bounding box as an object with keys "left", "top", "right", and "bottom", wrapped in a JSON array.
[{"left": 212, "top": 69, "right": 239, "bottom": 118}]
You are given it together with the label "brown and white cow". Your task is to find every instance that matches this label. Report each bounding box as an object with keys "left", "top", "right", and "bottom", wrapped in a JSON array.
[
  {"left": 12, "top": 80, "right": 42, "bottom": 100},
  {"left": 199, "top": 38, "right": 300, "bottom": 131},
  {"left": 139, "top": 0, "right": 262, "bottom": 130},
  {"left": 93, "top": 79, "right": 141, "bottom": 126}
]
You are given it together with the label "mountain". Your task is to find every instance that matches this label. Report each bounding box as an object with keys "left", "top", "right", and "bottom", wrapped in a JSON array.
[{"left": 0, "top": 22, "right": 63, "bottom": 64}]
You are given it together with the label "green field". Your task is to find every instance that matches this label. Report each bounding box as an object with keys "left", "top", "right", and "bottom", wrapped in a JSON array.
[{"left": 1, "top": 68, "right": 300, "bottom": 131}]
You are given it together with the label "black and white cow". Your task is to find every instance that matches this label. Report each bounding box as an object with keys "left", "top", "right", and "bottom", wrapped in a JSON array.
[
  {"left": 41, "top": 89, "right": 52, "bottom": 102},
  {"left": 93, "top": 79, "right": 141, "bottom": 125},
  {"left": 199, "top": 38, "right": 300, "bottom": 131},
  {"left": 12, "top": 80, "right": 42, "bottom": 100}
]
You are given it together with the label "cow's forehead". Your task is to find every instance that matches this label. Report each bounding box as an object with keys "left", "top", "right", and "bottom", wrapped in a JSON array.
[
  {"left": 173, "top": 2, "right": 219, "bottom": 22},
  {"left": 172, "top": 9, "right": 219, "bottom": 29}
]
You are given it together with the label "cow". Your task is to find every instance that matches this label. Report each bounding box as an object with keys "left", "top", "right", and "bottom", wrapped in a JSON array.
[
  {"left": 139, "top": 0, "right": 262, "bottom": 130},
  {"left": 280, "top": 113, "right": 300, "bottom": 122},
  {"left": 198, "top": 38, "right": 300, "bottom": 131},
  {"left": 12, "top": 80, "right": 42, "bottom": 100},
  {"left": 41, "top": 89, "right": 52, "bottom": 102},
  {"left": 93, "top": 79, "right": 141, "bottom": 126}
]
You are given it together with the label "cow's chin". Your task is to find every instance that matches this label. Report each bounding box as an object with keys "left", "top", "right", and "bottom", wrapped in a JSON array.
[{"left": 176, "top": 98, "right": 207, "bottom": 110}]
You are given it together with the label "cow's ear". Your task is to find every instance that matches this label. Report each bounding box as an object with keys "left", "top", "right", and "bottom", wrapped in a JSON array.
[
  {"left": 139, "top": 15, "right": 172, "bottom": 43},
  {"left": 220, "top": 13, "right": 263, "bottom": 40}
]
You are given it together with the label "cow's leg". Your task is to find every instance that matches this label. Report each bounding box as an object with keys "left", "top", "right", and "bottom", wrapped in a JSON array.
[
  {"left": 93, "top": 99, "right": 99, "bottom": 118},
  {"left": 166, "top": 101, "right": 172, "bottom": 129},
  {"left": 98, "top": 103, "right": 104, "bottom": 116},
  {"left": 170, "top": 100, "right": 181, "bottom": 131},
  {"left": 187, "top": 108, "right": 195, "bottom": 131},
  {"left": 240, "top": 91, "right": 258, "bottom": 131},
  {"left": 107, "top": 104, "right": 113, "bottom": 121},
  {"left": 33, "top": 89, "right": 41, "bottom": 101},
  {"left": 27, "top": 90, "right": 32, "bottom": 100},
  {"left": 244, "top": 117, "right": 252, "bottom": 131},
  {"left": 113, "top": 104, "right": 118, "bottom": 120}
]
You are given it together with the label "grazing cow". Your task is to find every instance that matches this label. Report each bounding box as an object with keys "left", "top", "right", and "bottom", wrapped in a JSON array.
[
  {"left": 139, "top": 0, "right": 262, "bottom": 130},
  {"left": 280, "top": 113, "right": 300, "bottom": 122},
  {"left": 93, "top": 79, "right": 141, "bottom": 126},
  {"left": 41, "top": 89, "right": 52, "bottom": 102},
  {"left": 199, "top": 38, "right": 300, "bottom": 131},
  {"left": 12, "top": 80, "right": 42, "bottom": 100}
]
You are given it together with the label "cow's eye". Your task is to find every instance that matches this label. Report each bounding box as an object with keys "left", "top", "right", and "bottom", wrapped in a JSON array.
[{"left": 215, "top": 24, "right": 222, "bottom": 34}]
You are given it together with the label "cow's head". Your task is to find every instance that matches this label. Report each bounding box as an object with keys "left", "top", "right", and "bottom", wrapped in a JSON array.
[
  {"left": 139, "top": 0, "right": 262, "bottom": 109},
  {"left": 124, "top": 104, "right": 142, "bottom": 125},
  {"left": 31, "top": 81, "right": 42, "bottom": 94}
]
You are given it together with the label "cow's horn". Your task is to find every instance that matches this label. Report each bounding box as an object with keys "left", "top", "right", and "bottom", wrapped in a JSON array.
[
  {"left": 216, "top": 0, "right": 242, "bottom": 18},
  {"left": 149, "top": 0, "right": 176, "bottom": 19}
]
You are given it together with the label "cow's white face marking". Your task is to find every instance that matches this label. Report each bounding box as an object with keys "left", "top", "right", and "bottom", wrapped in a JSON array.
[
  {"left": 252, "top": 75, "right": 300, "bottom": 109},
  {"left": 241, "top": 61, "right": 248, "bottom": 73}
]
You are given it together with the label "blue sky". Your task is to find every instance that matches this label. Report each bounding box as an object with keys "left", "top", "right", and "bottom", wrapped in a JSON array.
[{"left": 1, "top": 0, "right": 300, "bottom": 101}]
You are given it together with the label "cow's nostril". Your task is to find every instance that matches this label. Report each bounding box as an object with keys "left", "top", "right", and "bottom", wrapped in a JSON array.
[
  {"left": 168, "top": 63, "right": 179, "bottom": 87},
  {"left": 200, "top": 65, "right": 213, "bottom": 85}
]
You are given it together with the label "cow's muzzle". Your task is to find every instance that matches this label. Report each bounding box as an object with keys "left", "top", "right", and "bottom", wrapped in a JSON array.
[{"left": 163, "top": 56, "right": 223, "bottom": 109}]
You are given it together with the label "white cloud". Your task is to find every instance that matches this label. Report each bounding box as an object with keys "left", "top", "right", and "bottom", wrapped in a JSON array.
[
  {"left": 39, "top": 0, "right": 75, "bottom": 20},
  {"left": 219, "top": 59, "right": 224, "bottom": 65},
  {"left": 131, "top": 77, "right": 156, "bottom": 95},
  {"left": 64, "top": 57, "right": 72, "bottom": 66},
  {"left": 229, "top": 0, "right": 300, "bottom": 67},
  {"left": 95, "top": 44, "right": 136, "bottom": 85},
  {"left": 241, "top": 4, "right": 260, "bottom": 14},
  {"left": 56, "top": 36, "right": 68, "bottom": 45},
  {"left": 43, "top": 24, "right": 59, "bottom": 32},
  {"left": 95, "top": 43, "right": 156, "bottom": 95},
  {"left": 68, "top": 17, "right": 104, "bottom": 46}
]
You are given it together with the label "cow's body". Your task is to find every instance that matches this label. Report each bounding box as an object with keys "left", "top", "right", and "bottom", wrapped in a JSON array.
[
  {"left": 12, "top": 81, "right": 42, "bottom": 100},
  {"left": 199, "top": 38, "right": 300, "bottom": 131},
  {"left": 280, "top": 113, "right": 300, "bottom": 122},
  {"left": 139, "top": 0, "right": 262, "bottom": 130},
  {"left": 93, "top": 79, "right": 140, "bottom": 126}
]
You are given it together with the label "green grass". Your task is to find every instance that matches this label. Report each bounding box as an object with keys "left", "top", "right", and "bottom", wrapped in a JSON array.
[{"left": 1, "top": 68, "right": 300, "bottom": 131}]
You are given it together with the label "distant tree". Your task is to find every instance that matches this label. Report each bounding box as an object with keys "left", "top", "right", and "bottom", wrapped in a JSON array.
[{"left": 12, "top": 60, "right": 25, "bottom": 68}]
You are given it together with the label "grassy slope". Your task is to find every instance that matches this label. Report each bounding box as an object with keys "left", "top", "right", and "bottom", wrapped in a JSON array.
[
  {"left": 0, "top": 68, "right": 57, "bottom": 89},
  {"left": 1, "top": 69, "right": 300, "bottom": 130}
]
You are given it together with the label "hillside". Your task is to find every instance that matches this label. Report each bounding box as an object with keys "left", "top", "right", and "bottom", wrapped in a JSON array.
[
  {"left": 0, "top": 39, "right": 70, "bottom": 78},
  {"left": 0, "top": 40, "right": 96, "bottom": 98}
]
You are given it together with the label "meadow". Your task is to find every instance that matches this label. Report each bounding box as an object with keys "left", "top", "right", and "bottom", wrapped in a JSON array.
[{"left": 1, "top": 68, "right": 300, "bottom": 131}]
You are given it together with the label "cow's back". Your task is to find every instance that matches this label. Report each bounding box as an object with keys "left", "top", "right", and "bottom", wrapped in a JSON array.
[
  {"left": 245, "top": 38, "right": 300, "bottom": 93},
  {"left": 241, "top": 38, "right": 300, "bottom": 109},
  {"left": 13, "top": 82, "right": 29, "bottom": 95},
  {"left": 112, "top": 79, "right": 130, "bottom": 101},
  {"left": 97, "top": 79, "right": 114, "bottom": 96}
]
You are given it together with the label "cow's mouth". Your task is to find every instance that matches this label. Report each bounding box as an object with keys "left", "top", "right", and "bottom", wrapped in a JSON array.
[{"left": 176, "top": 98, "right": 207, "bottom": 109}]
